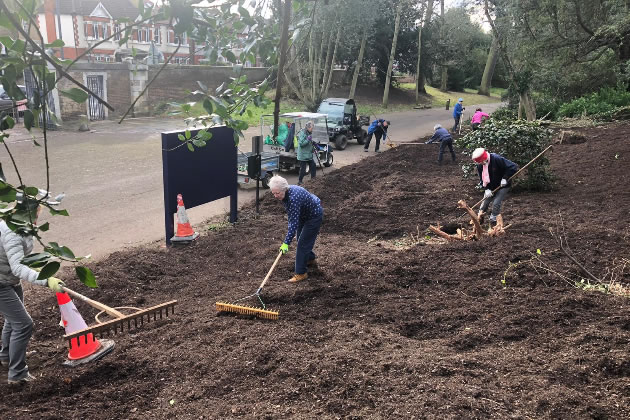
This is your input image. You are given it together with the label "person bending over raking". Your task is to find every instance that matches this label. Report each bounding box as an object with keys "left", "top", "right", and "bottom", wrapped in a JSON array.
[
  {"left": 472, "top": 148, "right": 519, "bottom": 225},
  {"left": 269, "top": 175, "right": 323, "bottom": 283},
  {"left": 426, "top": 124, "right": 457, "bottom": 165}
]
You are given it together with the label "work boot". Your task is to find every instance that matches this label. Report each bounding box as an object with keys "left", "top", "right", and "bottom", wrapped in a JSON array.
[
  {"left": 364, "top": 148, "right": 368, "bottom": 152},
  {"left": 375, "top": 149, "right": 381, "bottom": 153},
  {"left": 288, "top": 273, "right": 308, "bottom": 283},
  {"left": 489, "top": 214, "right": 498, "bottom": 227},
  {"left": 8, "top": 372, "right": 36, "bottom": 385}
]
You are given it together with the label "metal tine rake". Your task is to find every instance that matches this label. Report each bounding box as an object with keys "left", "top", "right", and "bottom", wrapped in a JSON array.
[
  {"left": 216, "top": 251, "right": 282, "bottom": 320},
  {"left": 61, "top": 287, "right": 177, "bottom": 348}
]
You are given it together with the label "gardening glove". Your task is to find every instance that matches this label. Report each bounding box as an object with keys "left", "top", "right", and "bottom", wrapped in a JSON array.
[
  {"left": 307, "top": 135, "right": 312, "bottom": 141},
  {"left": 500, "top": 178, "right": 508, "bottom": 187},
  {"left": 47, "top": 277, "right": 65, "bottom": 293},
  {"left": 484, "top": 189, "right": 493, "bottom": 199},
  {"left": 279, "top": 243, "right": 289, "bottom": 255}
]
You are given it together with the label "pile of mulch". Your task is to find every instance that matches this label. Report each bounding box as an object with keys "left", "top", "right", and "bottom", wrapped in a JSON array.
[{"left": 1, "top": 122, "right": 629, "bottom": 419}]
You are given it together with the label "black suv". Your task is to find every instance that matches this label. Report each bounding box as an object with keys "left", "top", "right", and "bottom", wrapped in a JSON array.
[{"left": 317, "top": 98, "right": 370, "bottom": 150}]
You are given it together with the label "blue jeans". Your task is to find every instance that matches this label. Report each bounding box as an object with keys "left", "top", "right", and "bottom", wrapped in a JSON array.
[
  {"left": 0, "top": 284, "right": 33, "bottom": 381},
  {"left": 438, "top": 138, "right": 456, "bottom": 163},
  {"left": 295, "top": 212, "right": 323, "bottom": 274},
  {"left": 452, "top": 115, "right": 461, "bottom": 132},
  {"left": 298, "top": 159, "right": 316, "bottom": 184},
  {"left": 481, "top": 186, "right": 510, "bottom": 217}
]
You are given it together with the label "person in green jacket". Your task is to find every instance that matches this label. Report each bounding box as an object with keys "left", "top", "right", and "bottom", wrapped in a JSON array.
[{"left": 297, "top": 121, "right": 316, "bottom": 185}]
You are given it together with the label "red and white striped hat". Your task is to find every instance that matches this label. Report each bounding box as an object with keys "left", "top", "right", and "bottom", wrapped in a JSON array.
[{"left": 472, "top": 148, "right": 489, "bottom": 163}]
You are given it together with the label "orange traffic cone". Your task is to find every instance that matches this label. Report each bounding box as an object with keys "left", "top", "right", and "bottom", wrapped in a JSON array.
[
  {"left": 57, "top": 292, "right": 115, "bottom": 367},
  {"left": 171, "top": 193, "right": 199, "bottom": 243}
]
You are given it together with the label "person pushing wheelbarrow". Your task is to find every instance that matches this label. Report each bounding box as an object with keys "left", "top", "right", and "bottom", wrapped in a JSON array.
[{"left": 269, "top": 175, "right": 323, "bottom": 283}]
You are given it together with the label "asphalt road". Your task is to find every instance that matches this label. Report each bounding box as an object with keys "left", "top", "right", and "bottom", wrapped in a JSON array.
[{"left": 1, "top": 102, "right": 501, "bottom": 260}]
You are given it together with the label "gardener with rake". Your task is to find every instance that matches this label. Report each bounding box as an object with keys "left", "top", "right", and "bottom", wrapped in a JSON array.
[
  {"left": 426, "top": 124, "right": 457, "bottom": 164},
  {"left": 0, "top": 196, "right": 65, "bottom": 385},
  {"left": 270, "top": 175, "right": 323, "bottom": 283},
  {"left": 472, "top": 148, "right": 519, "bottom": 226}
]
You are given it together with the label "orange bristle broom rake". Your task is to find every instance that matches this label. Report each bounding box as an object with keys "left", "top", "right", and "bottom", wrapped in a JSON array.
[
  {"left": 61, "top": 287, "right": 177, "bottom": 348},
  {"left": 215, "top": 251, "right": 281, "bottom": 320}
]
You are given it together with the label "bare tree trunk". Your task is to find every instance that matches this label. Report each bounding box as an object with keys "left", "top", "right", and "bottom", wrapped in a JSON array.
[
  {"left": 323, "top": 26, "right": 342, "bottom": 98},
  {"left": 415, "top": 1, "right": 428, "bottom": 103},
  {"left": 349, "top": 28, "right": 367, "bottom": 99},
  {"left": 313, "top": 27, "right": 327, "bottom": 103},
  {"left": 417, "top": 0, "right": 434, "bottom": 96},
  {"left": 273, "top": 0, "right": 292, "bottom": 140},
  {"left": 483, "top": 0, "right": 536, "bottom": 120},
  {"left": 439, "top": 0, "right": 448, "bottom": 91},
  {"left": 383, "top": 1, "right": 403, "bottom": 108},
  {"left": 320, "top": 26, "right": 335, "bottom": 100},
  {"left": 308, "top": 17, "right": 315, "bottom": 103},
  {"left": 478, "top": 35, "right": 499, "bottom": 95}
]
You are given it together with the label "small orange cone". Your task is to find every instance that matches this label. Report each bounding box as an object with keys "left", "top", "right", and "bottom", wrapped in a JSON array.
[
  {"left": 171, "top": 193, "right": 199, "bottom": 243},
  {"left": 57, "top": 292, "right": 115, "bottom": 367}
]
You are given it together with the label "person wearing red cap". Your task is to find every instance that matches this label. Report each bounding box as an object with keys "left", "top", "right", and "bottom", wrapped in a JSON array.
[{"left": 471, "top": 148, "right": 519, "bottom": 224}]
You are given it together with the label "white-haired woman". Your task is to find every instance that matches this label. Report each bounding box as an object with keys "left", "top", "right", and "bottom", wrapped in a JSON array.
[
  {"left": 296, "top": 121, "right": 316, "bottom": 185},
  {"left": 425, "top": 124, "right": 456, "bottom": 164},
  {"left": 269, "top": 175, "right": 323, "bottom": 283},
  {"left": 0, "top": 199, "right": 65, "bottom": 384},
  {"left": 471, "top": 148, "right": 519, "bottom": 225}
]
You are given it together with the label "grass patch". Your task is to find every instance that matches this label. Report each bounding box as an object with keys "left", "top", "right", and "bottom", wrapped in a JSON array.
[{"left": 399, "top": 83, "right": 504, "bottom": 107}]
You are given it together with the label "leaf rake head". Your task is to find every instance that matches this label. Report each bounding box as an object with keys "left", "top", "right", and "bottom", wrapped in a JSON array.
[{"left": 215, "top": 302, "right": 279, "bottom": 320}]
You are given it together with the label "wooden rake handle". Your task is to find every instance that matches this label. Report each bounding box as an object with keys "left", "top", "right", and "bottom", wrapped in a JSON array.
[
  {"left": 471, "top": 144, "right": 554, "bottom": 210},
  {"left": 62, "top": 287, "right": 126, "bottom": 319},
  {"left": 256, "top": 251, "right": 283, "bottom": 294}
]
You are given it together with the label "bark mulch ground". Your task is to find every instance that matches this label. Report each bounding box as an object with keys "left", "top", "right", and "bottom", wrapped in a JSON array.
[{"left": 1, "top": 122, "right": 629, "bottom": 419}]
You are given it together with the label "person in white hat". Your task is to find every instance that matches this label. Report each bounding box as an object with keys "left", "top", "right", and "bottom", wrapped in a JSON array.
[
  {"left": 452, "top": 98, "right": 465, "bottom": 132},
  {"left": 0, "top": 196, "right": 65, "bottom": 384},
  {"left": 471, "top": 148, "right": 519, "bottom": 224},
  {"left": 425, "top": 124, "right": 456, "bottom": 164},
  {"left": 269, "top": 175, "right": 323, "bottom": 283}
]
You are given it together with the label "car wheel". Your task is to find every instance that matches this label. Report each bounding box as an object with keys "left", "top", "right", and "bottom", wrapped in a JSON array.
[
  {"left": 323, "top": 152, "right": 333, "bottom": 167},
  {"left": 356, "top": 129, "right": 367, "bottom": 145},
  {"left": 334, "top": 134, "right": 348, "bottom": 150},
  {"left": 261, "top": 172, "right": 273, "bottom": 189}
]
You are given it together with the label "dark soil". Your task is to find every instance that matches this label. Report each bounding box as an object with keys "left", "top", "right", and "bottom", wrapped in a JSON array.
[{"left": 2, "top": 122, "right": 629, "bottom": 419}]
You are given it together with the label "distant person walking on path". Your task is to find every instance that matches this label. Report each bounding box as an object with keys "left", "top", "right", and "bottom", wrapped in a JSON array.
[
  {"left": 471, "top": 108, "right": 490, "bottom": 131},
  {"left": 364, "top": 119, "right": 389, "bottom": 153},
  {"left": 296, "top": 121, "right": 316, "bottom": 185},
  {"left": 452, "top": 98, "right": 464, "bottom": 132},
  {"left": 270, "top": 176, "right": 323, "bottom": 283},
  {"left": 0, "top": 199, "right": 65, "bottom": 385},
  {"left": 472, "top": 148, "right": 519, "bottom": 225},
  {"left": 426, "top": 124, "right": 456, "bottom": 164}
]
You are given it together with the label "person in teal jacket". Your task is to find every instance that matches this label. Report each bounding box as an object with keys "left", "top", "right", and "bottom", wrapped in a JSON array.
[{"left": 296, "top": 121, "right": 316, "bottom": 185}]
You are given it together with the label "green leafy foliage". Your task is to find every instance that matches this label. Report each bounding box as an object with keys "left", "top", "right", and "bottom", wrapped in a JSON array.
[
  {"left": 75, "top": 266, "right": 98, "bottom": 288},
  {"left": 455, "top": 119, "right": 554, "bottom": 191},
  {"left": 557, "top": 87, "right": 630, "bottom": 119}
]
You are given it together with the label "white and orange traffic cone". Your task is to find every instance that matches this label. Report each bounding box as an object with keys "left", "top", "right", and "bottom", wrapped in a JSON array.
[
  {"left": 57, "top": 292, "right": 115, "bottom": 367},
  {"left": 171, "top": 194, "right": 199, "bottom": 243}
]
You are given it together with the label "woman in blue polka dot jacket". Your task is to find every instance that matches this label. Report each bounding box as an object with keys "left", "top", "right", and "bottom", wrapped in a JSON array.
[{"left": 269, "top": 175, "right": 323, "bottom": 283}]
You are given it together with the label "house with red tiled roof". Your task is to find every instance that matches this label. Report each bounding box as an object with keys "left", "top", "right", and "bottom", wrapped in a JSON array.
[{"left": 37, "top": 0, "right": 204, "bottom": 64}]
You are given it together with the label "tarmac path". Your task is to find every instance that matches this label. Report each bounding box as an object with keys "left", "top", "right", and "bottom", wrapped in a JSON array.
[{"left": 0, "top": 102, "right": 501, "bottom": 260}]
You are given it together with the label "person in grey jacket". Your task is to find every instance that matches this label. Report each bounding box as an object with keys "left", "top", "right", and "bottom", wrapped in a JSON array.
[
  {"left": 297, "top": 121, "right": 317, "bottom": 185},
  {"left": 0, "top": 200, "right": 65, "bottom": 384}
]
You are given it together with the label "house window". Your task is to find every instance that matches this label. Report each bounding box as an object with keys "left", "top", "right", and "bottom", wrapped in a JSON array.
[
  {"left": 167, "top": 30, "right": 187, "bottom": 45},
  {"left": 84, "top": 21, "right": 110, "bottom": 40},
  {"left": 153, "top": 26, "right": 161, "bottom": 44},
  {"left": 173, "top": 56, "right": 189, "bottom": 64},
  {"left": 113, "top": 23, "right": 122, "bottom": 41},
  {"left": 133, "top": 27, "right": 151, "bottom": 43}
]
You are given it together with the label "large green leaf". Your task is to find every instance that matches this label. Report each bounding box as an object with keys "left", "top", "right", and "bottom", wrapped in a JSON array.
[
  {"left": 76, "top": 266, "right": 98, "bottom": 288},
  {"left": 37, "top": 261, "right": 60, "bottom": 280},
  {"left": 60, "top": 88, "right": 89, "bottom": 103}
]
